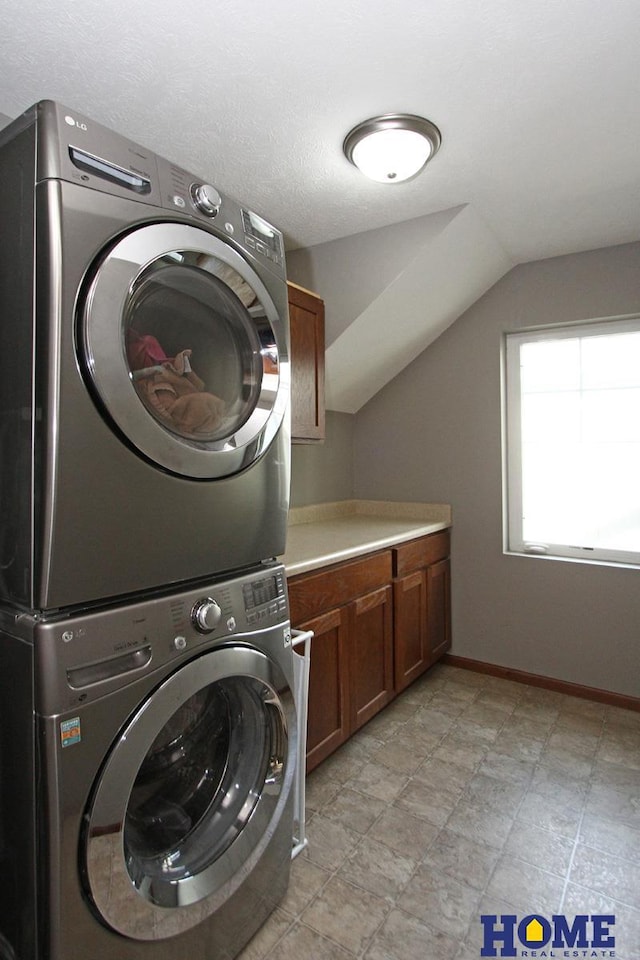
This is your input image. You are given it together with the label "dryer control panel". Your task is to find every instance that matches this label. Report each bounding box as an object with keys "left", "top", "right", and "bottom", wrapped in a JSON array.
[{"left": 32, "top": 99, "right": 285, "bottom": 278}]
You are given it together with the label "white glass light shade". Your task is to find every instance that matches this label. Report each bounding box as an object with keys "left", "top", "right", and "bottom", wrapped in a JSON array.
[{"left": 343, "top": 114, "right": 441, "bottom": 184}]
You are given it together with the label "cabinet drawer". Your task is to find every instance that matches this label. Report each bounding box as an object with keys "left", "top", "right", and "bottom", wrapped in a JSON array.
[
  {"left": 288, "top": 550, "right": 393, "bottom": 624},
  {"left": 393, "top": 530, "right": 450, "bottom": 577}
]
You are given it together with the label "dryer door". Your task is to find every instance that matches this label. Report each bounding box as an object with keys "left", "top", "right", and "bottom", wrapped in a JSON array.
[
  {"left": 82, "top": 645, "right": 295, "bottom": 941},
  {"left": 80, "top": 222, "right": 289, "bottom": 479}
]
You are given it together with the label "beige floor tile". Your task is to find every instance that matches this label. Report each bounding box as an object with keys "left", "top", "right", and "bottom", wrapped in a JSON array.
[
  {"left": 413, "top": 705, "right": 458, "bottom": 736},
  {"left": 570, "top": 843, "right": 640, "bottom": 908},
  {"left": 426, "top": 690, "right": 472, "bottom": 717},
  {"left": 366, "top": 806, "right": 439, "bottom": 859},
  {"left": 301, "top": 875, "right": 389, "bottom": 954},
  {"left": 491, "top": 730, "right": 545, "bottom": 763},
  {"left": 560, "top": 695, "right": 607, "bottom": 721},
  {"left": 477, "top": 750, "right": 536, "bottom": 787},
  {"left": 545, "top": 727, "right": 600, "bottom": 759},
  {"left": 486, "top": 854, "right": 565, "bottom": 913},
  {"left": 454, "top": 717, "right": 501, "bottom": 745},
  {"left": 562, "top": 883, "right": 640, "bottom": 960},
  {"left": 345, "top": 760, "right": 410, "bottom": 804},
  {"left": 517, "top": 789, "right": 583, "bottom": 838},
  {"left": 431, "top": 732, "right": 489, "bottom": 770},
  {"left": 337, "top": 836, "right": 417, "bottom": 901},
  {"left": 503, "top": 820, "right": 574, "bottom": 877},
  {"left": 394, "top": 778, "right": 460, "bottom": 827},
  {"left": 360, "top": 712, "right": 406, "bottom": 743},
  {"left": 305, "top": 773, "right": 342, "bottom": 812},
  {"left": 371, "top": 739, "right": 426, "bottom": 775},
  {"left": 320, "top": 786, "right": 386, "bottom": 835},
  {"left": 529, "top": 763, "right": 591, "bottom": 802},
  {"left": 445, "top": 798, "right": 513, "bottom": 850},
  {"left": 279, "top": 856, "right": 331, "bottom": 918},
  {"left": 398, "top": 863, "right": 481, "bottom": 938},
  {"left": 605, "top": 705, "right": 640, "bottom": 731},
  {"left": 305, "top": 814, "right": 361, "bottom": 871},
  {"left": 460, "top": 701, "right": 512, "bottom": 729},
  {"left": 474, "top": 687, "right": 522, "bottom": 713},
  {"left": 462, "top": 771, "right": 527, "bottom": 816},
  {"left": 364, "top": 908, "right": 459, "bottom": 960},
  {"left": 579, "top": 813, "right": 640, "bottom": 864},
  {"left": 423, "top": 828, "right": 501, "bottom": 890},
  {"left": 512, "top": 700, "right": 560, "bottom": 727},
  {"left": 237, "top": 907, "right": 292, "bottom": 960},
  {"left": 554, "top": 710, "right": 604, "bottom": 737},
  {"left": 268, "top": 921, "right": 355, "bottom": 959},
  {"left": 499, "top": 714, "right": 554, "bottom": 742},
  {"left": 597, "top": 729, "right": 640, "bottom": 770},
  {"left": 320, "top": 748, "right": 367, "bottom": 784},
  {"left": 412, "top": 756, "right": 475, "bottom": 794},
  {"left": 584, "top": 781, "right": 640, "bottom": 829},
  {"left": 289, "top": 669, "right": 640, "bottom": 960},
  {"left": 392, "top": 725, "right": 442, "bottom": 757},
  {"left": 535, "top": 747, "right": 594, "bottom": 781}
]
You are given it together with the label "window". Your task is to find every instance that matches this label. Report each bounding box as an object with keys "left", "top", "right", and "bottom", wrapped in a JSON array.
[{"left": 504, "top": 315, "right": 640, "bottom": 566}]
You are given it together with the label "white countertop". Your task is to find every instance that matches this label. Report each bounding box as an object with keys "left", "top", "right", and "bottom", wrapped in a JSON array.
[{"left": 281, "top": 500, "right": 452, "bottom": 576}]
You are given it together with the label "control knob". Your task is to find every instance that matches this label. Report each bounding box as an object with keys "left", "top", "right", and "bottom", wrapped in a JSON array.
[
  {"left": 190, "top": 183, "right": 221, "bottom": 217},
  {"left": 191, "top": 597, "right": 222, "bottom": 633}
]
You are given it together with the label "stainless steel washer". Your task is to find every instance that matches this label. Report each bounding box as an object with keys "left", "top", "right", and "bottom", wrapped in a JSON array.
[
  {"left": 0, "top": 101, "right": 290, "bottom": 611},
  {"left": 0, "top": 563, "right": 297, "bottom": 960}
]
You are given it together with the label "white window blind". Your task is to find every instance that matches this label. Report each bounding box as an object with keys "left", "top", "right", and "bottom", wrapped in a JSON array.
[{"left": 504, "top": 315, "right": 640, "bottom": 566}]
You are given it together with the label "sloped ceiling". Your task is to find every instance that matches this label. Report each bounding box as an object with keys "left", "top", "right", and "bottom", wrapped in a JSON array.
[{"left": 288, "top": 205, "right": 513, "bottom": 412}]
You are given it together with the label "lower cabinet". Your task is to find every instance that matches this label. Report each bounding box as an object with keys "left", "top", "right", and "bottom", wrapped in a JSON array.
[
  {"left": 393, "top": 530, "right": 451, "bottom": 693},
  {"left": 298, "top": 606, "right": 350, "bottom": 771},
  {"left": 288, "top": 529, "right": 451, "bottom": 771},
  {"left": 289, "top": 551, "right": 394, "bottom": 773}
]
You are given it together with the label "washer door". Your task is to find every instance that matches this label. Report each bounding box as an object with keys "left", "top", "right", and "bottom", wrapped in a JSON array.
[
  {"left": 81, "top": 222, "right": 289, "bottom": 479},
  {"left": 83, "top": 645, "right": 295, "bottom": 941}
]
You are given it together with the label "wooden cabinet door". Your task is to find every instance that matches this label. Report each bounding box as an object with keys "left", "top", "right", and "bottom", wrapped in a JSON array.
[
  {"left": 287, "top": 283, "right": 325, "bottom": 442},
  {"left": 427, "top": 558, "right": 452, "bottom": 664},
  {"left": 393, "top": 570, "right": 428, "bottom": 693},
  {"left": 300, "top": 607, "right": 349, "bottom": 772},
  {"left": 349, "top": 585, "right": 394, "bottom": 732}
]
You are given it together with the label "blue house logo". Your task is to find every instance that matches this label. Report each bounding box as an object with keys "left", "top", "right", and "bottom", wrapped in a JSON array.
[{"left": 480, "top": 914, "right": 616, "bottom": 957}]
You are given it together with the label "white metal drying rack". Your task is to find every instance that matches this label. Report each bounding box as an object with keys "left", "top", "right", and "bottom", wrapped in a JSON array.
[{"left": 291, "top": 629, "right": 313, "bottom": 859}]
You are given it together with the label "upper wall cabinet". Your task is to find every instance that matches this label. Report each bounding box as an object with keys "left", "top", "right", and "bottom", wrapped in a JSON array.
[{"left": 287, "top": 282, "right": 325, "bottom": 443}]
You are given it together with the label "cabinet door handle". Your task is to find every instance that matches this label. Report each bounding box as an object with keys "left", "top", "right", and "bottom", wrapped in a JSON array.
[
  {"left": 399, "top": 571, "right": 423, "bottom": 592},
  {"left": 302, "top": 608, "right": 342, "bottom": 635},
  {"left": 354, "top": 586, "right": 389, "bottom": 615}
]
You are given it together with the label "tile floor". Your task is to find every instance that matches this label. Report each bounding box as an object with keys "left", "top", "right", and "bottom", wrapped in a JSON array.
[{"left": 239, "top": 663, "right": 640, "bottom": 960}]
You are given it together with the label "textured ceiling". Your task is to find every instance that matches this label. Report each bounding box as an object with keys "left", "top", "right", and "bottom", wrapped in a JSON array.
[
  {"left": 1, "top": 0, "right": 639, "bottom": 263},
  {"left": 0, "top": 0, "right": 640, "bottom": 261}
]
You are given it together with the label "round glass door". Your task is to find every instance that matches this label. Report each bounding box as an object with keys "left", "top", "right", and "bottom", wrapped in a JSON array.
[
  {"left": 81, "top": 223, "right": 289, "bottom": 479},
  {"left": 83, "top": 646, "right": 295, "bottom": 941}
]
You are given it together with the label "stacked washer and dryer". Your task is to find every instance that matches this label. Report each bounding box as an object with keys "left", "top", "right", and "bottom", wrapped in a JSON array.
[{"left": 0, "top": 101, "right": 301, "bottom": 960}]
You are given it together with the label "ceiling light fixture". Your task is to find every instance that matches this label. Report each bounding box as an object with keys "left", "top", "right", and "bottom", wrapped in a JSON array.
[{"left": 343, "top": 113, "right": 441, "bottom": 184}]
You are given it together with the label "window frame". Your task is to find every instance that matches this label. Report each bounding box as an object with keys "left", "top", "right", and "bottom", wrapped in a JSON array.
[{"left": 503, "top": 313, "right": 640, "bottom": 568}]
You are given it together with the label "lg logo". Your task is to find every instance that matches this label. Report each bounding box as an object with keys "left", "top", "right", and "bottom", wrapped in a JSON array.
[{"left": 64, "top": 114, "right": 87, "bottom": 131}]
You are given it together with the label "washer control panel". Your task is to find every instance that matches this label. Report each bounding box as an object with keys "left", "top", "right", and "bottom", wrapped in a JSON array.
[
  {"left": 34, "top": 563, "right": 291, "bottom": 714},
  {"left": 191, "top": 597, "right": 223, "bottom": 633},
  {"left": 242, "top": 568, "right": 287, "bottom": 625}
]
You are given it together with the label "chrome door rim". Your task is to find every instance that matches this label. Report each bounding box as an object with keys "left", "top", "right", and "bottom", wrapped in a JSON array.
[
  {"left": 83, "top": 645, "right": 296, "bottom": 941},
  {"left": 81, "top": 222, "right": 290, "bottom": 479}
]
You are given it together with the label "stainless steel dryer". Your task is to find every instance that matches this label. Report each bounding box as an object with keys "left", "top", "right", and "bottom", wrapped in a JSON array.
[
  {"left": 0, "top": 100, "right": 290, "bottom": 612},
  {"left": 0, "top": 563, "right": 297, "bottom": 960}
]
